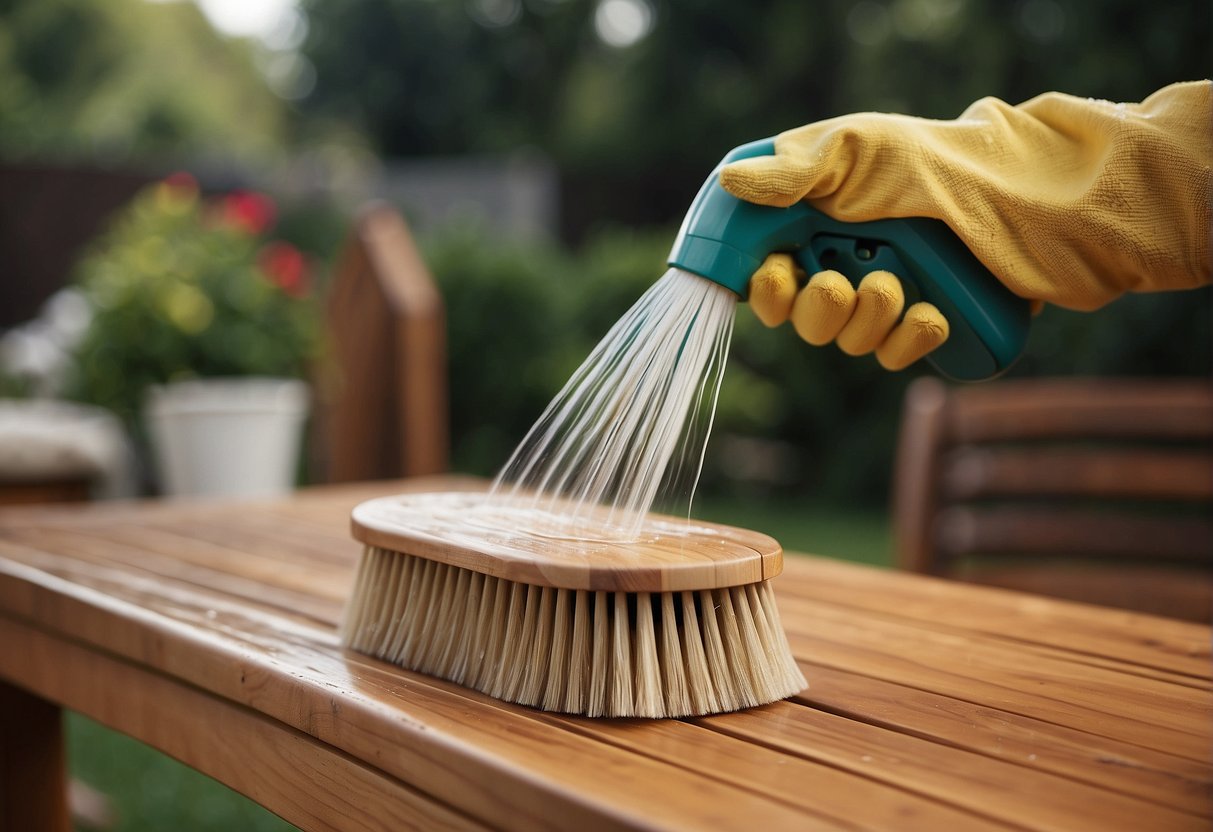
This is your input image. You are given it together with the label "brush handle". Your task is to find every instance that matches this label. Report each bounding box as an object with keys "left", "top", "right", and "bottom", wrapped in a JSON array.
[{"left": 350, "top": 492, "right": 783, "bottom": 592}]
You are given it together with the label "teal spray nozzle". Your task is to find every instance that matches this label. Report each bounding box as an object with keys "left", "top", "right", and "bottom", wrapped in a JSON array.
[{"left": 667, "top": 138, "right": 1031, "bottom": 381}]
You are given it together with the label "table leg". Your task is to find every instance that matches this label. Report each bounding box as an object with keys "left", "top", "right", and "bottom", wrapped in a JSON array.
[{"left": 0, "top": 679, "right": 70, "bottom": 832}]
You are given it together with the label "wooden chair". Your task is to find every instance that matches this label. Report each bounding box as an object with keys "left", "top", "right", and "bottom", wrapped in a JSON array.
[
  {"left": 892, "top": 377, "right": 1213, "bottom": 622},
  {"left": 317, "top": 202, "right": 449, "bottom": 482}
]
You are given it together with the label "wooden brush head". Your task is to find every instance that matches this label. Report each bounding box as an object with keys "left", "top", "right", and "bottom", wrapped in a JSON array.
[{"left": 350, "top": 492, "right": 782, "bottom": 593}]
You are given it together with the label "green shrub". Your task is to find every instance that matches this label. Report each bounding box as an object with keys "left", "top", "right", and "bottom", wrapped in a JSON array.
[
  {"left": 65, "top": 177, "right": 324, "bottom": 434},
  {"left": 421, "top": 225, "right": 578, "bottom": 476},
  {"left": 422, "top": 222, "right": 1210, "bottom": 507}
]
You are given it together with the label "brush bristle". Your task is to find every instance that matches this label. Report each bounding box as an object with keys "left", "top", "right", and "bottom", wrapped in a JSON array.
[{"left": 341, "top": 545, "right": 807, "bottom": 718}]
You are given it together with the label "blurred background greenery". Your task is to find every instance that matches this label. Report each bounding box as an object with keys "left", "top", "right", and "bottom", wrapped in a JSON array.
[
  {"left": 3, "top": 0, "right": 1209, "bottom": 512},
  {"left": 1, "top": 1, "right": 1208, "bottom": 829}
]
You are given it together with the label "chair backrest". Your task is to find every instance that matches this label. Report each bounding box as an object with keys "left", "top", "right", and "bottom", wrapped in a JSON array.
[
  {"left": 318, "top": 202, "right": 449, "bottom": 482},
  {"left": 893, "top": 377, "right": 1213, "bottom": 622}
]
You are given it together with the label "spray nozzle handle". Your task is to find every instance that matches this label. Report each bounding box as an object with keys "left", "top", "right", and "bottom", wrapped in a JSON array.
[{"left": 668, "top": 138, "right": 1030, "bottom": 381}]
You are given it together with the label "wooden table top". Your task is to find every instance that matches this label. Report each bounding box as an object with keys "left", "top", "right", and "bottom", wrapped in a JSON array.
[{"left": 0, "top": 477, "right": 1209, "bottom": 832}]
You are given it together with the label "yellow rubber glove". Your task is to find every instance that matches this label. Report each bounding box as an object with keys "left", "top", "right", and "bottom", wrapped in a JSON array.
[
  {"left": 724, "top": 80, "right": 1213, "bottom": 370},
  {"left": 747, "top": 255, "right": 950, "bottom": 370}
]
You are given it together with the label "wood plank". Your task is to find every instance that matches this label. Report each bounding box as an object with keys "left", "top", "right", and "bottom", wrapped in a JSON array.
[
  {"left": 0, "top": 559, "right": 823, "bottom": 831},
  {"left": 0, "top": 476, "right": 462, "bottom": 534},
  {"left": 779, "top": 556, "right": 1212, "bottom": 680},
  {"left": 320, "top": 217, "right": 399, "bottom": 482},
  {"left": 935, "top": 506, "right": 1213, "bottom": 563},
  {"left": 5, "top": 489, "right": 1206, "bottom": 687},
  {"left": 544, "top": 712, "right": 1016, "bottom": 832},
  {"left": 98, "top": 521, "right": 354, "bottom": 596},
  {"left": 322, "top": 203, "right": 448, "bottom": 482},
  {"left": 0, "top": 615, "right": 486, "bottom": 832},
  {"left": 393, "top": 280, "right": 448, "bottom": 479},
  {"left": 700, "top": 700, "right": 1208, "bottom": 832},
  {"left": 940, "top": 447, "right": 1213, "bottom": 501},
  {"left": 2, "top": 525, "right": 344, "bottom": 622},
  {"left": 945, "top": 379, "right": 1213, "bottom": 443},
  {"left": 891, "top": 376, "right": 948, "bottom": 576},
  {"left": 145, "top": 513, "right": 361, "bottom": 566},
  {"left": 894, "top": 378, "right": 1213, "bottom": 623},
  {"left": 6, "top": 533, "right": 1208, "bottom": 826},
  {"left": 781, "top": 577, "right": 1210, "bottom": 694},
  {"left": 777, "top": 593, "right": 1210, "bottom": 758},
  {"left": 362, "top": 203, "right": 449, "bottom": 478},
  {"left": 795, "top": 661, "right": 1211, "bottom": 817},
  {"left": 956, "top": 562, "right": 1213, "bottom": 625},
  {"left": 0, "top": 560, "right": 1004, "bottom": 832},
  {"left": 0, "top": 479, "right": 90, "bottom": 506},
  {"left": 781, "top": 589, "right": 1211, "bottom": 719},
  {"left": 0, "top": 679, "right": 69, "bottom": 832},
  {"left": 2, "top": 480, "right": 1209, "bottom": 831}
]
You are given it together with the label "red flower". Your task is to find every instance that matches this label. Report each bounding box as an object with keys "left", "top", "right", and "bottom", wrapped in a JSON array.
[
  {"left": 164, "top": 171, "right": 198, "bottom": 195},
  {"left": 221, "top": 190, "right": 276, "bottom": 235},
  {"left": 258, "top": 241, "right": 309, "bottom": 297}
]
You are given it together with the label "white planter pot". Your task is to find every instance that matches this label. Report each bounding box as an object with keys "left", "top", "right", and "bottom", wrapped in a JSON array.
[{"left": 145, "top": 377, "right": 309, "bottom": 498}]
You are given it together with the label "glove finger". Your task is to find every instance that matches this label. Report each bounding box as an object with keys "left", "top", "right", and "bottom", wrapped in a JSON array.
[
  {"left": 719, "top": 156, "right": 812, "bottom": 208},
  {"left": 836, "top": 271, "right": 905, "bottom": 355},
  {"left": 748, "top": 253, "right": 799, "bottom": 327},
  {"left": 790, "top": 270, "right": 856, "bottom": 345},
  {"left": 875, "top": 302, "right": 950, "bottom": 371}
]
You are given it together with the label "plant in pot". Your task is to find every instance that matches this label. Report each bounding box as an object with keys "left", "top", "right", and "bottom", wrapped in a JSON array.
[{"left": 66, "top": 174, "right": 324, "bottom": 497}]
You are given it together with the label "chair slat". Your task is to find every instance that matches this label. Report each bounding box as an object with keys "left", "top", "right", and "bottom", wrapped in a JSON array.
[
  {"left": 935, "top": 506, "right": 1213, "bottom": 564},
  {"left": 947, "top": 380, "right": 1213, "bottom": 443},
  {"left": 941, "top": 448, "right": 1213, "bottom": 502},
  {"left": 894, "top": 376, "right": 1213, "bottom": 622}
]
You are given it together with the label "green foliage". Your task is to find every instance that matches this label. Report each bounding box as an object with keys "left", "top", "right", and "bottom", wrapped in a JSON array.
[
  {"left": 0, "top": 0, "right": 286, "bottom": 162},
  {"left": 309, "top": 0, "right": 1210, "bottom": 504},
  {"left": 66, "top": 178, "right": 323, "bottom": 432},
  {"left": 68, "top": 713, "right": 299, "bottom": 832},
  {"left": 425, "top": 225, "right": 1210, "bottom": 504},
  {"left": 302, "top": 0, "right": 590, "bottom": 158},
  {"left": 421, "top": 225, "right": 580, "bottom": 475},
  {"left": 300, "top": 0, "right": 1211, "bottom": 230},
  {"left": 5, "top": 0, "right": 1207, "bottom": 508}
]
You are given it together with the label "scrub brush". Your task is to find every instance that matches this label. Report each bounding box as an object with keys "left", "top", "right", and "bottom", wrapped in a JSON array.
[
  {"left": 339, "top": 135, "right": 1029, "bottom": 717},
  {"left": 340, "top": 492, "right": 806, "bottom": 718}
]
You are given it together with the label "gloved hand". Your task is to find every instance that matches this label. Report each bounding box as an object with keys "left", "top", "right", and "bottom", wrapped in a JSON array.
[{"left": 721, "top": 80, "right": 1213, "bottom": 370}]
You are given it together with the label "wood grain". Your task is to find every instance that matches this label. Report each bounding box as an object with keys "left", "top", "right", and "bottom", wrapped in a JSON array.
[
  {"left": 940, "top": 447, "right": 1213, "bottom": 501},
  {"left": 0, "top": 678, "right": 69, "bottom": 832},
  {"left": 0, "top": 476, "right": 1209, "bottom": 831},
  {"left": 945, "top": 377, "right": 1213, "bottom": 443},
  {"left": 351, "top": 491, "right": 783, "bottom": 591},
  {"left": 0, "top": 615, "right": 486, "bottom": 832},
  {"left": 893, "top": 376, "right": 1213, "bottom": 622},
  {"left": 934, "top": 506, "right": 1213, "bottom": 563},
  {"left": 793, "top": 661, "right": 1211, "bottom": 817},
  {"left": 780, "top": 555, "right": 1212, "bottom": 680},
  {"left": 0, "top": 561, "right": 825, "bottom": 831},
  {"left": 776, "top": 595, "right": 1210, "bottom": 760},
  {"left": 321, "top": 203, "right": 448, "bottom": 482},
  {"left": 700, "top": 701, "right": 1207, "bottom": 832},
  {"left": 545, "top": 711, "right": 1017, "bottom": 831}
]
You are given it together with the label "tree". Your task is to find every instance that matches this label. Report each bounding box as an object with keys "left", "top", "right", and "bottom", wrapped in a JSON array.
[
  {"left": 299, "top": 0, "right": 1210, "bottom": 234},
  {"left": 0, "top": 0, "right": 287, "bottom": 163}
]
